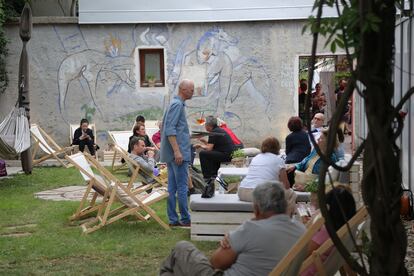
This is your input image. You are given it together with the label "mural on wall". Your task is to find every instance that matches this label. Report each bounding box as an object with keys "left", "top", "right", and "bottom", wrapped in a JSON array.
[
  {"left": 167, "top": 27, "right": 275, "bottom": 131},
  {"left": 55, "top": 24, "right": 276, "bottom": 142},
  {"left": 57, "top": 25, "right": 168, "bottom": 124}
]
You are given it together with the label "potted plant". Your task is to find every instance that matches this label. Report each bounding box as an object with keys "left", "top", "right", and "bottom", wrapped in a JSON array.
[
  {"left": 146, "top": 74, "right": 156, "bottom": 87},
  {"left": 304, "top": 178, "right": 321, "bottom": 209},
  {"left": 231, "top": 149, "right": 246, "bottom": 167}
]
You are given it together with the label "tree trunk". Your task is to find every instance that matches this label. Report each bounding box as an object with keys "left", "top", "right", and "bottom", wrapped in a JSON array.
[{"left": 359, "top": 1, "right": 408, "bottom": 274}]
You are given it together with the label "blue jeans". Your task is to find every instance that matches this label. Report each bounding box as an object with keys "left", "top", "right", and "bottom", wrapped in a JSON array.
[{"left": 167, "top": 161, "right": 191, "bottom": 224}]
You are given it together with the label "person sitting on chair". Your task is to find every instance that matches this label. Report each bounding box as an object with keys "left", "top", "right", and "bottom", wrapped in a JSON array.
[
  {"left": 128, "top": 122, "right": 157, "bottom": 153},
  {"left": 194, "top": 116, "right": 234, "bottom": 180},
  {"left": 287, "top": 128, "right": 338, "bottom": 191},
  {"left": 160, "top": 181, "right": 306, "bottom": 276},
  {"left": 72, "top": 118, "right": 96, "bottom": 157},
  {"left": 217, "top": 118, "right": 244, "bottom": 149},
  {"left": 128, "top": 136, "right": 156, "bottom": 184}
]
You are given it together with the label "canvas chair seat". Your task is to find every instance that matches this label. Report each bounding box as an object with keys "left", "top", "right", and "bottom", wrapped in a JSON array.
[
  {"left": 30, "top": 123, "right": 75, "bottom": 167},
  {"left": 299, "top": 206, "right": 368, "bottom": 276},
  {"left": 269, "top": 215, "right": 325, "bottom": 275},
  {"left": 66, "top": 152, "right": 170, "bottom": 234}
]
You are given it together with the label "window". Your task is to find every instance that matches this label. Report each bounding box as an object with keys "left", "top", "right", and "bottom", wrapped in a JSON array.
[{"left": 139, "top": 48, "right": 165, "bottom": 87}]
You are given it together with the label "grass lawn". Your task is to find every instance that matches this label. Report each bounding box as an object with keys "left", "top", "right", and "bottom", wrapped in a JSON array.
[{"left": 0, "top": 167, "right": 217, "bottom": 275}]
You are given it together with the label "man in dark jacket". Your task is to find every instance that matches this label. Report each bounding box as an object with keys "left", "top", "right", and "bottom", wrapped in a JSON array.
[
  {"left": 72, "top": 118, "right": 96, "bottom": 156},
  {"left": 195, "top": 116, "right": 234, "bottom": 180}
]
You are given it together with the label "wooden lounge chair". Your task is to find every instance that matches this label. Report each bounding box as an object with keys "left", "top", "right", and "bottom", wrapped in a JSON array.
[
  {"left": 66, "top": 152, "right": 170, "bottom": 233},
  {"left": 30, "top": 123, "right": 75, "bottom": 167},
  {"left": 107, "top": 130, "right": 131, "bottom": 171},
  {"left": 269, "top": 215, "right": 325, "bottom": 275},
  {"left": 299, "top": 206, "right": 368, "bottom": 276}
]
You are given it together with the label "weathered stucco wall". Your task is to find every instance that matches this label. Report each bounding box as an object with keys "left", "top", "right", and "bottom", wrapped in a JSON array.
[{"left": 1, "top": 20, "right": 329, "bottom": 149}]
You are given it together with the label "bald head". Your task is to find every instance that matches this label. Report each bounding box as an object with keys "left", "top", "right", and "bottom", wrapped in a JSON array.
[
  {"left": 178, "top": 79, "right": 195, "bottom": 101},
  {"left": 312, "top": 113, "right": 325, "bottom": 128}
]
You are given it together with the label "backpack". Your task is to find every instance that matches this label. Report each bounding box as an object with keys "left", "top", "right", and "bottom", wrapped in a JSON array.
[
  {"left": 0, "top": 160, "right": 7, "bottom": 177},
  {"left": 189, "top": 166, "right": 206, "bottom": 193}
]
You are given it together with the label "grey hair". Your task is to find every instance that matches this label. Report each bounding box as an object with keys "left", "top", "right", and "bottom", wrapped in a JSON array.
[
  {"left": 129, "top": 136, "right": 145, "bottom": 150},
  {"left": 252, "top": 181, "right": 287, "bottom": 214},
  {"left": 205, "top": 116, "right": 217, "bottom": 127}
]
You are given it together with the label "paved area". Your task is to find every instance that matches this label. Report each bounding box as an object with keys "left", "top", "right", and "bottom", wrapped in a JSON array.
[{"left": 34, "top": 185, "right": 98, "bottom": 202}]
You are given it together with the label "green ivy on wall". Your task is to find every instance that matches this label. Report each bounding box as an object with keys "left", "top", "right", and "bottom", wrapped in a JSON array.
[{"left": 0, "top": 0, "right": 27, "bottom": 93}]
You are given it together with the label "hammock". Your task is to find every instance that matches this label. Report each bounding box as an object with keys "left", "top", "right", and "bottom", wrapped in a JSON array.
[{"left": 0, "top": 107, "right": 31, "bottom": 159}]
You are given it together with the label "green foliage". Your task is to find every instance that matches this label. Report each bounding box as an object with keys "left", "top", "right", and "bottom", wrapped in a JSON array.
[
  {"left": 304, "top": 178, "right": 320, "bottom": 193},
  {"left": 0, "top": 0, "right": 27, "bottom": 93},
  {"left": 0, "top": 167, "right": 217, "bottom": 274},
  {"left": 302, "top": 0, "right": 381, "bottom": 56},
  {"left": 231, "top": 149, "right": 245, "bottom": 159},
  {"left": 146, "top": 74, "right": 155, "bottom": 81},
  {"left": 80, "top": 104, "right": 96, "bottom": 122}
]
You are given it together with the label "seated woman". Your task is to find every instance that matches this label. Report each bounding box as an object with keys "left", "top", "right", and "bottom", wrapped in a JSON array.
[
  {"left": 72, "top": 118, "right": 97, "bottom": 157},
  {"left": 127, "top": 122, "right": 157, "bottom": 153},
  {"left": 151, "top": 120, "right": 162, "bottom": 149},
  {"left": 301, "top": 186, "right": 356, "bottom": 276},
  {"left": 285, "top": 116, "right": 311, "bottom": 164},
  {"left": 238, "top": 137, "right": 296, "bottom": 214},
  {"left": 287, "top": 128, "right": 338, "bottom": 191}
]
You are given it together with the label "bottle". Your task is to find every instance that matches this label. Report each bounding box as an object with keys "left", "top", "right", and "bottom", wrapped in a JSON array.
[
  {"left": 153, "top": 166, "right": 159, "bottom": 176},
  {"left": 216, "top": 176, "right": 225, "bottom": 194},
  {"left": 218, "top": 183, "right": 225, "bottom": 194}
]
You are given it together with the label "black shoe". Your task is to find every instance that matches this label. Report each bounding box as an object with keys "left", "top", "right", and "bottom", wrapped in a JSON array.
[
  {"left": 187, "top": 187, "right": 196, "bottom": 196},
  {"left": 178, "top": 222, "right": 191, "bottom": 229},
  {"left": 146, "top": 188, "right": 153, "bottom": 194},
  {"left": 169, "top": 222, "right": 180, "bottom": 227}
]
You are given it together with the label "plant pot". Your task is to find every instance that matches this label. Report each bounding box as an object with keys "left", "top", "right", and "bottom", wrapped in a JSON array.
[
  {"left": 231, "top": 157, "right": 245, "bottom": 168},
  {"left": 148, "top": 80, "right": 155, "bottom": 87}
]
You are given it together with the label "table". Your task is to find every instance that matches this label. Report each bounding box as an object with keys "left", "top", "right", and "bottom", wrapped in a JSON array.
[{"left": 217, "top": 167, "right": 249, "bottom": 178}]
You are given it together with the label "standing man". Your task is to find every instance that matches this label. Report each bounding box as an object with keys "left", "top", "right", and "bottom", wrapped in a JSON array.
[{"left": 160, "top": 79, "right": 194, "bottom": 227}]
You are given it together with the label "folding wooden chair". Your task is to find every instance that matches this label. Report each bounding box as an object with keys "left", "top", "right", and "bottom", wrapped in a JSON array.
[
  {"left": 114, "top": 144, "right": 168, "bottom": 188},
  {"left": 107, "top": 130, "right": 131, "bottom": 171},
  {"left": 299, "top": 206, "right": 368, "bottom": 276},
  {"left": 66, "top": 152, "right": 170, "bottom": 234},
  {"left": 30, "top": 123, "right": 75, "bottom": 167},
  {"left": 269, "top": 215, "right": 325, "bottom": 275}
]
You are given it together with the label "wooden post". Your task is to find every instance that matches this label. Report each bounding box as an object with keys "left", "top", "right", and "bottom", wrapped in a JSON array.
[{"left": 18, "top": 4, "right": 33, "bottom": 174}]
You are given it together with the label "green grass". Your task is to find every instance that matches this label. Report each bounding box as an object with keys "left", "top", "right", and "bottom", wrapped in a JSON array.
[{"left": 0, "top": 167, "right": 217, "bottom": 275}]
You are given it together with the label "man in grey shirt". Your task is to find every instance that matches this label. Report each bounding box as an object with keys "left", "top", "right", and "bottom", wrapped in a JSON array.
[
  {"left": 159, "top": 181, "right": 306, "bottom": 276},
  {"left": 129, "top": 136, "right": 156, "bottom": 184}
]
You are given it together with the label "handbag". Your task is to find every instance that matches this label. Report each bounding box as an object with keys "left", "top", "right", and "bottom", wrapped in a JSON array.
[{"left": 201, "top": 178, "right": 215, "bottom": 198}]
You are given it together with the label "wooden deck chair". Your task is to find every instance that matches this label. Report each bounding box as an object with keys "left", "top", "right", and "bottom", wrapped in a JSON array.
[
  {"left": 269, "top": 215, "right": 325, "bottom": 276},
  {"left": 65, "top": 152, "right": 150, "bottom": 222},
  {"left": 114, "top": 144, "right": 168, "bottom": 188},
  {"left": 107, "top": 130, "right": 131, "bottom": 171},
  {"left": 31, "top": 123, "right": 75, "bottom": 168},
  {"left": 299, "top": 206, "right": 368, "bottom": 276},
  {"left": 66, "top": 152, "right": 170, "bottom": 234}
]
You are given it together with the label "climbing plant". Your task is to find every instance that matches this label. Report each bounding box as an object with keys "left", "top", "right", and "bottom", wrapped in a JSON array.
[
  {"left": 303, "top": 0, "right": 413, "bottom": 275},
  {"left": 0, "top": 0, "right": 27, "bottom": 93}
]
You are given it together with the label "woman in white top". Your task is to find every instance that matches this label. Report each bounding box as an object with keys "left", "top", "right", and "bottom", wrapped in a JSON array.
[{"left": 238, "top": 137, "right": 290, "bottom": 202}]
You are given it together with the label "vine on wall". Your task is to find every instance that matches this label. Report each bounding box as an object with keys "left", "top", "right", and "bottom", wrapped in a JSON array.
[{"left": 0, "top": 0, "right": 27, "bottom": 93}]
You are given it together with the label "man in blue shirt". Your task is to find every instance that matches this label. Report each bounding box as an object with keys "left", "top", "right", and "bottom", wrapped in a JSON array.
[{"left": 160, "top": 79, "right": 194, "bottom": 227}]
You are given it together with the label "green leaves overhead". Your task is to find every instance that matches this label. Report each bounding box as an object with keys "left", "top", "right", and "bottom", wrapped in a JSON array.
[{"left": 303, "top": 1, "right": 382, "bottom": 55}]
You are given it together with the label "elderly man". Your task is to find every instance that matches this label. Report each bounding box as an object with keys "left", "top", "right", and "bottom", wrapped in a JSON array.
[
  {"left": 194, "top": 116, "right": 234, "bottom": 180},
  {"left": 160, "top": 79, "right": 194, "bottom": 227},
  {"left": 310, "top": 112, "right": 325, "bottom": 142},
  {"left": 129, "top": 136, "right": 156, "bottom": 184},
  {"left": 159, "top": 182, "right": 306, "bottom": 275}
]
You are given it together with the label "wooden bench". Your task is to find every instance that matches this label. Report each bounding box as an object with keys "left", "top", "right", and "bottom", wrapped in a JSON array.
[{"left": 190, "top": 193, "right": 253, "bottom": 241}]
